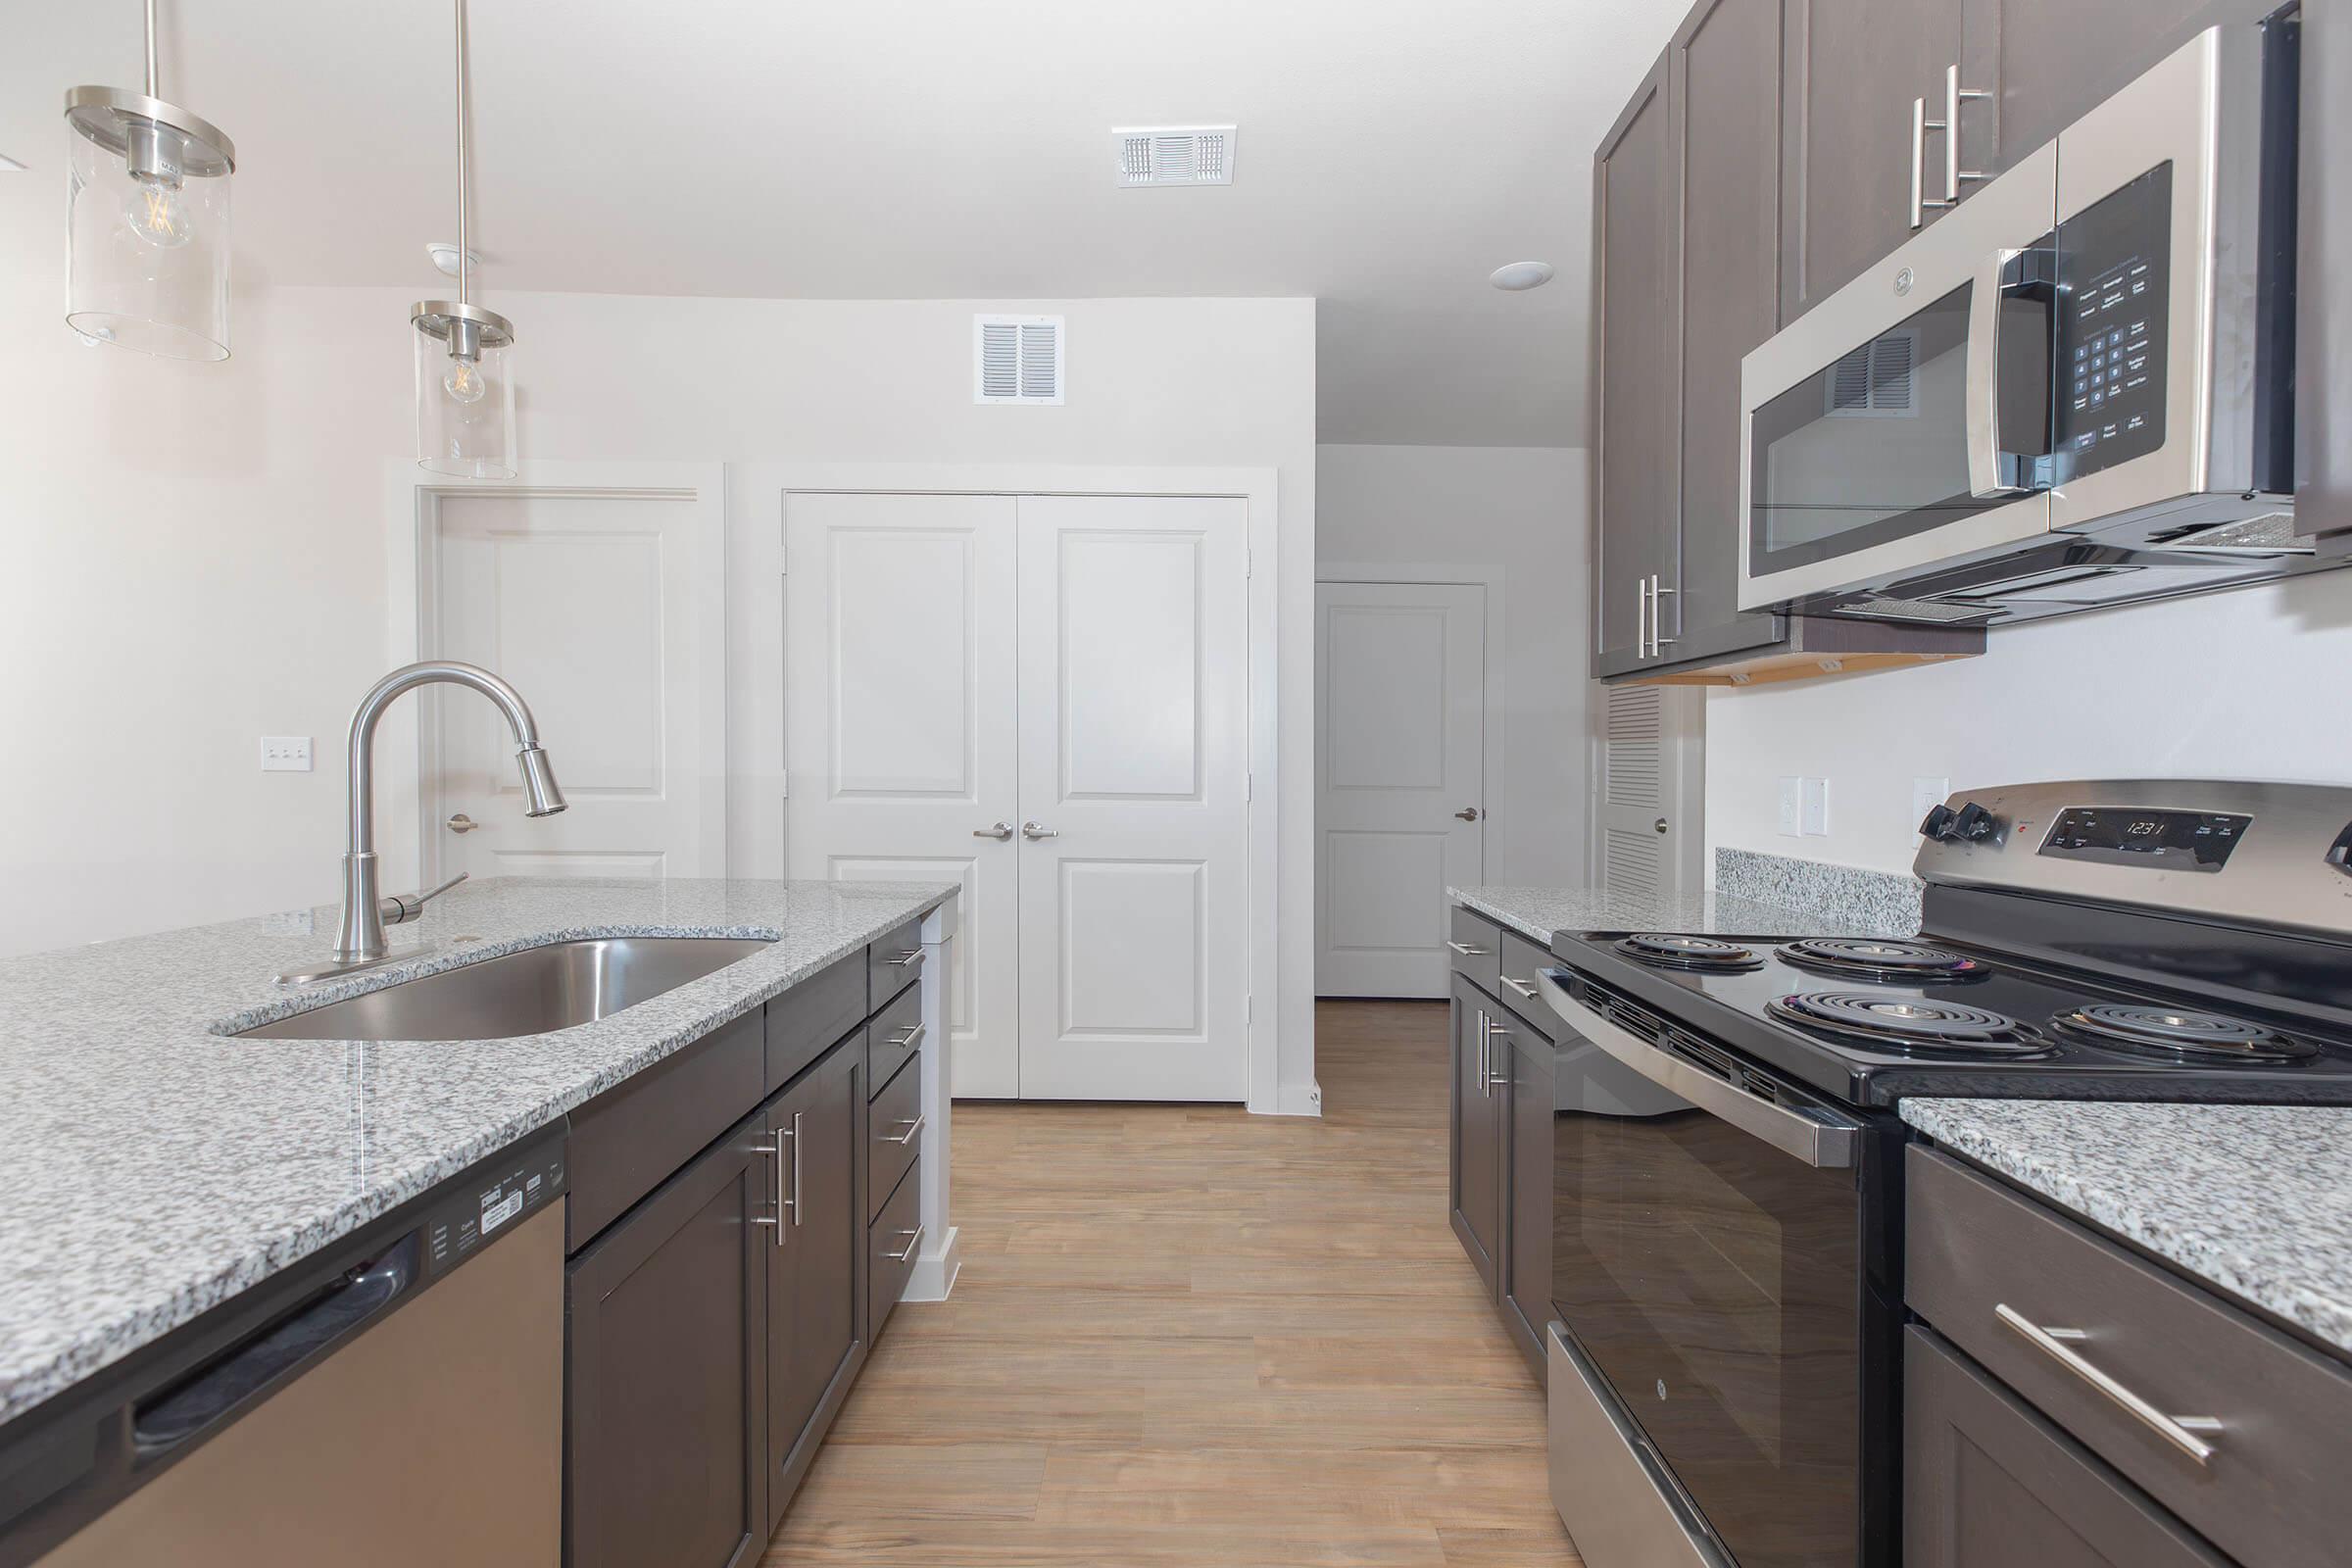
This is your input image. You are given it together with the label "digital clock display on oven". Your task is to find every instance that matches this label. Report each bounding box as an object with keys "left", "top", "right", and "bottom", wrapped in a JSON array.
[{"left": 2038, "top": 808, "right": 2249, "bottom": 872}]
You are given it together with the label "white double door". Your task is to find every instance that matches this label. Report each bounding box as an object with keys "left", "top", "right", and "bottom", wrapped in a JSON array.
[{"left": 786, "top": 492, "right": 1250, "bottom": 1102}]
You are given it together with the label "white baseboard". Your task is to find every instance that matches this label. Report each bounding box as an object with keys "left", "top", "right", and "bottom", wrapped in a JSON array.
[
  {"left": 902, "top": 1223, "right": 962, "bottom": 1302},
  {"left": 1266, "top": 1080, "right": 1323, "bottom": 1118}
]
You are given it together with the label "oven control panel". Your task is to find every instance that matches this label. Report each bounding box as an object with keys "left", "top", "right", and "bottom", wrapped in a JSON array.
[
  {"left": 2053, "top": 163, "right": 2172, "bottom": 481},
  {"left": 2038, "top": 806, "right": 2248, "bottom": 873}
]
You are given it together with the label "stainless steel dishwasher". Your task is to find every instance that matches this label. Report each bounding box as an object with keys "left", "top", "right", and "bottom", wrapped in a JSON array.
[{"left": 7, "top": 1130, "right": 567, "bottom": 1568}]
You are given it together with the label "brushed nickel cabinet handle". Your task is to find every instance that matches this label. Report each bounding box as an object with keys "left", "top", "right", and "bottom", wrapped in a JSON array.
[
  {"left": 1994, "top": 1303, "right": 2222, "bottom": 1464},
  {"left": 1446, "top": 940, "right": 1489, "bottom": 956},
  {"left": 883, "top": 1113, "right": 926, "bottom": 1147},
  {"left": 1483, "top": 1018, "right": 1513, "bottom": 1089},
  {"left": 1942, "top": 64, "right": 1989, "bottom": 203},
  {"left": 752, "top": 1139, "right": 785, "bottom": 1246},
  {"left": 1499, "top": 975, "right": 1539, "bottom": 1001},
  {"left": 888, "top": 948, "right": 925, "bottom": 968},
  {"left": 787, "top": 1111, "right": 804, "bottom": 1227},
  {"left": 1648, "top": 575, "right": 1676, "bottom": 651},
  {"left": 886, "top": 1224, "right": 925, "bottom": 1264},
  {"left": 890, "top": 1024, "right": 926, "bottom": 1049}
]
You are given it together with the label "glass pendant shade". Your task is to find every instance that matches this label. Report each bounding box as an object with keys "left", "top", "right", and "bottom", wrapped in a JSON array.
[
  {"left": 413, "top": 302, "right": 516, "bottom": 479},
  {"left": 63, "top": 90, "right": 234, "bottom": 360}
]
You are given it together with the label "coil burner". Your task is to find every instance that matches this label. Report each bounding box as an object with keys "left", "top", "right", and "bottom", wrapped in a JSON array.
[{"left": 1766, "top": 992, "right": 2048, "bottom": 1055}]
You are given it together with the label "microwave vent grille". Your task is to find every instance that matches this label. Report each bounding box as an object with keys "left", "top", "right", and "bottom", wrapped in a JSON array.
[
  {"left": 2159, "top": 513, "right": 2308, "bottom": 554},
  {"left": 1831, "top": 595, "right": 1991, "bottom": 623},
  {"left": 1826, "top": 330, "right": 1917, "bottom": 417}
]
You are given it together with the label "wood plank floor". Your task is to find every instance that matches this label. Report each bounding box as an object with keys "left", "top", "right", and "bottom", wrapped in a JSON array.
[{"left": 763, "top": 1000, "right": 1582, "bottom": 1567}]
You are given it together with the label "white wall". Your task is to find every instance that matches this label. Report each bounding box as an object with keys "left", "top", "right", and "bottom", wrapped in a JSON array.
[
  {"left": 0, "top": 271, "right": 1315, "bottom": 1017},
  {"left": 1704, "top": 572, "right": 2352, "bottom": 874},
  {"left": 1315, "top": 444, "right": 1591, "bottom": 887}
]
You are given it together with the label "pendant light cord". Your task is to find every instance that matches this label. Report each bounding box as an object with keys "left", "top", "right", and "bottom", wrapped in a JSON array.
[
  {"left": 454, "top": 0, "right": 470, "bottom": 305},
  {"left": 142, "top": 0, "right": 159, "bottom": 97}
]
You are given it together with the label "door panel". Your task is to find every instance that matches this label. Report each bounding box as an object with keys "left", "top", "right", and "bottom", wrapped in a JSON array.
[
  {"left": 1313, "top": 582, "right": 1486, "bottom": 998},
  {"left": 1782, "top": 0, "right": 1958, "bottom": 319},
  {"left": 765, "top": 1038, "right": 862, "bottom": 1526},
  {"left": 1592, "top": 51, "right": 1681, "bottom": 672},
  {"left": 1014, "top": 496, "right": 1250, "bottom": 1102},
  {"left": 786, "top": 493, "right": 1019, "bottom": 1099},
  {"left": 431, "top": 488, "right": 719, "bottom": 879}
]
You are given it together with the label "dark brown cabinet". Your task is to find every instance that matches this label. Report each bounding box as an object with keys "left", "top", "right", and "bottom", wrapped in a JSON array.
[
  {"left": 566, "top": 1116, "right": 770, "bottom": 1568},
  {"left": 762, "top": 1033, "right": 865, "bottom": 1528},
  {"left": 1592, "top": 50, "right": 1681, "bottom": 676},
  {"left": 1500, "top": 1028, "right": 1555, "bottom": 1380},
  {"left": 1447, "top": 972, "right": 1504, "bottom": 1294},
  {"left": 1904, "top": 1327, "right": 2229, "bottom": 1568}
]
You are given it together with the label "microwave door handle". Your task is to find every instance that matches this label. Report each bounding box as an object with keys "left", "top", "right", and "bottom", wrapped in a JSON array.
[
  {"left": 1539, "top": 973, "right": 1861, "bottom": 1170},
  {"left": 1966, "top": 246, "right": 2021, "bottom": 499}
]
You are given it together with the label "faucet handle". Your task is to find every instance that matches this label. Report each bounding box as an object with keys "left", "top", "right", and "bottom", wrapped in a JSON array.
[{"left": 379, "top": 871, "right": 468, "bottom": 927}]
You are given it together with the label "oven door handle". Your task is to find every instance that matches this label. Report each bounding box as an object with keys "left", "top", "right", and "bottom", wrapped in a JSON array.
[{"left": 1540, "top": 973, "right": 1861, "bottom": 1169}]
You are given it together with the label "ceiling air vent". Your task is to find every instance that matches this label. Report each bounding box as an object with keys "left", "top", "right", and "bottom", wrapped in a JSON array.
[
  {"left": 1113, "top": 125, "right": 1237, "bottom": 187},
  {"left": 1826, "top": 329, "right": 1917, "bottom": 417},
  {"left": 975, "top": 316, "right": 1063, "bottom": 405}
]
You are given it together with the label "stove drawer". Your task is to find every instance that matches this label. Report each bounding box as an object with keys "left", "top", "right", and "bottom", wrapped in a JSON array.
[
  {"left": 1447, "top": 906, "right": 1501, "bottom": 995},
  {"left": 1906, "top": 1145, "right": 2352, "bottom": 1568}
]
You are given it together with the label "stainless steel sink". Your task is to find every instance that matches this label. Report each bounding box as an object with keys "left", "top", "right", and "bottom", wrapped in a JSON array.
[{"left": 236, "top": 936, "right": 775, "bottom": 1041}]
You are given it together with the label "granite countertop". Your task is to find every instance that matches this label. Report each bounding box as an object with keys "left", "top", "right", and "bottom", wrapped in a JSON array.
[
  {"left": 0, "top": 875, "right": 955, "bottom": 1427},
  {"left": 1447, "top": 884, "right": 1916, "bottom": 946},
  {"left": 1901, "top": 1099, "right": 2352, "bottom": 1359}
]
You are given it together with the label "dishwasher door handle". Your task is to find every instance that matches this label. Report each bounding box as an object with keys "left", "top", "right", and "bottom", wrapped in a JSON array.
[{"left": 133, "top": 1231, "right": 423, "bottom": 1455}]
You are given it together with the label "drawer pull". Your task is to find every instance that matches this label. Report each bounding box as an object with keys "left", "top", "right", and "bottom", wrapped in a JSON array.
[
  {"left": 1499, "top": 974, "right": 1539, "bottom": 1000},
  {"left": 887, "top": 948, "right": 925, "bottom": 969},
  {"left": 1995, "top": 1302, "right": 2223, "bottom": 1465},
  {"left": 1446, "top": 940, "right": 1489, "bottom": 956},
  {"left": 889, "top": 1024, "right": 926, "bottom": 1049},
  {"left": 883, "top": 1112, "right": 926, "bottom": 1147},
  {"left": 886, "top": 1224, "right": 925, "bottom": 1264}
]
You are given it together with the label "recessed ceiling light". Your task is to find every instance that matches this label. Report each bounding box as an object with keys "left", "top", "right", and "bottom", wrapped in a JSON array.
[{"left": 1489, "top": 261, "right": 1554, "bottom": 292}]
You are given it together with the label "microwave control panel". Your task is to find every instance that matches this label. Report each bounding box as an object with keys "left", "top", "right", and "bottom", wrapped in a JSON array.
[{"left": 2052, "top": 162, "right": 2172, "bottom": 482}]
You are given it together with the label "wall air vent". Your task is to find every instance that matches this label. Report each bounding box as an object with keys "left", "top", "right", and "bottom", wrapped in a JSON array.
[
  {"left": 1825, "top": 329, "right": 1917, "bottom": 417},
  {"left": 974, "top": 316, "right": 1063, "bottom": 405},
  {"left": 1113, "top": 125, "right": 1237, "bottom": 187}
]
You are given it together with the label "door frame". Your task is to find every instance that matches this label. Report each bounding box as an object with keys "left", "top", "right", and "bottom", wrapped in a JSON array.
[
  {"left": 381, "top": 459, "right": 730, "bottom": 890},
  {"left": 730, "top": 462, "right": 1288, "bottom": 1116},
  {"left": 1313, "top": 560, "right": 1507, "bottom": 883}
]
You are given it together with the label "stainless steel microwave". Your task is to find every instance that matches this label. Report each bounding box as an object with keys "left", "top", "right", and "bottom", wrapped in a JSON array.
[{"left": 1739, "top": 21, "right": 2311, "bottom": 626}]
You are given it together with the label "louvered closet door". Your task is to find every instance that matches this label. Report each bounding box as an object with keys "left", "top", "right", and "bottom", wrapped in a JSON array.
[
  {"left": 1596, "top": 684, "right": 1697, "bottom": 899},
  {"left": 1013, "top": 495, "right": 1251, "bottom": 1102}
]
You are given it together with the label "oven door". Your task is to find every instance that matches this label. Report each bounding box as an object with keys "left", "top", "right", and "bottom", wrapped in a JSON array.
[
  {"left": 1542, "top": 973, "right": 1878, "bottom": 1568},
  {"left": 1739, "top": 139, "right": 2062, "bottom": 612}
]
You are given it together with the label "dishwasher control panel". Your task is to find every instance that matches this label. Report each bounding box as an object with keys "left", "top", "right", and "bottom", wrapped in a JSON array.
[{"left": 418, "top": 1126, "right": 567, "bottom": 1281}]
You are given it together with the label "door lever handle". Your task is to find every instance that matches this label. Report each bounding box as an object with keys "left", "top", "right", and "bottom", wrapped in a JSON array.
[
  {"left": 973, "top": 821, "right": 1014, "bottom": 840},
  {"left": 1021, "top": 821, "right": 1059, "bottom": 840},
  {"left": 1454, "top": 807, "right": 1482, "bottom": 822}
]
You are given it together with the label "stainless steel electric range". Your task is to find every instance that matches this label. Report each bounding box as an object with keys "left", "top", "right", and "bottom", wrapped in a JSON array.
[{"left": 1538, "top": 780, "right": 2352, "bottom": 1568}]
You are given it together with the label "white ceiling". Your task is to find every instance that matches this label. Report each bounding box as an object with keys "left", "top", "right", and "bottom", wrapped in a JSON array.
[{"left": 4, "top": 0, "right": 1682, "bottom": 446}]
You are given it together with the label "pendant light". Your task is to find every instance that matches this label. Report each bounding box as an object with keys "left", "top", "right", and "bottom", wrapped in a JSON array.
[
  {"left": 412, "top": 0, "right": 516, "bottom": 480},
  {"left": 63, "top": 0, "right": 237, "bottom": 360}
]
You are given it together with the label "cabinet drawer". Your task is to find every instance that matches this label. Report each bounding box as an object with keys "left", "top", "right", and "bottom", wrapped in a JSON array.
[
  {"left": 867, "top": 919, "right": 926, "bottom": 1011},
  {"left": 868, "top": 1154, "right": 922, "bottom": 1344},
  {"left": 865, "top": 981, "right": 924, "bottom": 1101},
  {"left": 567, "top": 1007, "right": 764, "bottom": 1250},
  {"left": 866, "top": 1047, "right": 924, "bottom": 1221},
  {"left": 766, "top": 953, "right": 865, "bottom": 1096},
  {"left": 1496, "top": 929, "right": 1552, "bottom": 1014},
  {"left": 1447, "top": 906, "right": 1501, "bottom": 995},
  {"left": 1906, "top": 1145, "right": 2352, "bottom": 1568}
]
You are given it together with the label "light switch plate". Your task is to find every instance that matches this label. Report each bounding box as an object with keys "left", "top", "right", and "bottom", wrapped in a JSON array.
[
  {"left": 1801, "top": 777, "right": 1831, "bottom": 836},
  {"left": 261, "top": 736, "right": 313, "bottom": 772},
  {"left": 1912, "top": 776, "right": 1951, "bottom": 828},
  {"left": 1777, "top": 778, "right": 1802, "bottom": 837}
]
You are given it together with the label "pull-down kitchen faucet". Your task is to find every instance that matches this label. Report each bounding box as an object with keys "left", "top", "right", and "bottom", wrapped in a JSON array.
[{"left": 279, "top": 661, "right": 564, "bottom": 985}]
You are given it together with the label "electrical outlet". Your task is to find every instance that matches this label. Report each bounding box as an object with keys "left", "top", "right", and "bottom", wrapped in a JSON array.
[
  {"left": 1777, "top": 778, "right": 1802, "bottom": 837},
  {"left": 261, "top": 736, "right": 313, "bottom": 772},
  {"left": 1912, "top": 776, "right": 1951, "bottom": 828},
  {"left": 1801, "top": 777, "right": 1832, "bottom": 836}
]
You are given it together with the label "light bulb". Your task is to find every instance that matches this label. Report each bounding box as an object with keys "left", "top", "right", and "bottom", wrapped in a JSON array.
[
  {"left": 443, "top": 356, "right": 490, "bottom": 406},
  {"left": 122, "top": 177, "right": 192, "bottom": 249}
]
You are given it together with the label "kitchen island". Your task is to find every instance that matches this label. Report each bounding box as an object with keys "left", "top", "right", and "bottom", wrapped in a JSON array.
[{"left": 0, "top": 875, "right": 956, "bottom": 1565}]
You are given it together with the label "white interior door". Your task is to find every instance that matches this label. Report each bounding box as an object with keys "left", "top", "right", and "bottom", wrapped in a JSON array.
[
  {"left": 1313, "top": 581, "right": 1486, "bottom": 998},
  {"left": 1014, "top": 495, "right": 1250, "bottom": 1102},
  {"left": 427, "top": 487, "right": 723, "bottom": 880},
  {"left": 784, "top": 493, "right": 1021, "bottom": 1097},
  {"left": 1595, "top": 683, "right": 1704, "bottom": 897}
]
